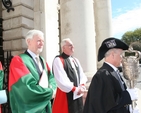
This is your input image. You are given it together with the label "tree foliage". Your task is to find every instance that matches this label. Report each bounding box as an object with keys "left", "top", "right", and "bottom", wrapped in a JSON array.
[
  {"left": 121, "top": 28, "right": 141, "bottom": 51},
  {"left": 121, "top": 28, "right": 141, "bottom": 63}
]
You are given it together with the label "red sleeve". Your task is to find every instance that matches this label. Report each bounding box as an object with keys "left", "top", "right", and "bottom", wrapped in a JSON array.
[
  {"left": 46, "top": 63, "right": 51, "bottom": 74},
  {"left": 71, "top": 86, "right": 76, "bottom": 92},
  {"left": 0, "top": 62, "right": 3, "bottom": 70},
  {"left": 8, "top": 56, "right": 30, "bottom": 91}
]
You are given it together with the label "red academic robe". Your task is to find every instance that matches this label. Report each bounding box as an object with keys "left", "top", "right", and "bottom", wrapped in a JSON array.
[{"left": 0, "top": 62, "right": 4, "bottom": 113}]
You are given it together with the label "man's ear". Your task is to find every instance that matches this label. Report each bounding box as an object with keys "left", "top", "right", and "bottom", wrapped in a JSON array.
[
  {"left": 27, "top": 39, "right": 31, "bottom": 45},
  {"left": 62, "top": 46, "right": 65, "bottom": 50}
]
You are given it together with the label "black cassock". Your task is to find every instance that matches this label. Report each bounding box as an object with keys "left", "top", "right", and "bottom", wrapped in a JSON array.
[{"left": 83, "top": 63, "right": 132, "bottom": 113}]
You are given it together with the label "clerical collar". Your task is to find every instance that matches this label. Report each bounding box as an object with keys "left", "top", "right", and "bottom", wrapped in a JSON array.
[{"left": 61, "top": 52, "right": 71, "bottom": 59}]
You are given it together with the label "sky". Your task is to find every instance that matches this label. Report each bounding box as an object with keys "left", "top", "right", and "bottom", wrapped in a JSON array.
[{"left": 111, "top": 0, "right": 141, "bottom": 39}]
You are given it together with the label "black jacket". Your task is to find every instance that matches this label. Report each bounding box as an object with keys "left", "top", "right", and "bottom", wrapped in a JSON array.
[{"left": 83, "top": 63, "right": 132, "bottom": 113}]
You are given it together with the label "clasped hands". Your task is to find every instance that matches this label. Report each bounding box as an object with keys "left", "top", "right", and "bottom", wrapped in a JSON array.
[{"left": 75, "top": 85, "right": 87, "bottom": 95}]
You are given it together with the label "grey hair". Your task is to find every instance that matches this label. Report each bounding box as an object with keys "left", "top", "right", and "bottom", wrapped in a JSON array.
[
  {"left": 105, "top": 48, "right": 118, "bottom": 57},
  {"left": 61, "top": 38, "right": 72, "bottom": 48},
  {"left": 25, "top": 29, "right": 44, "bottom": 45}
]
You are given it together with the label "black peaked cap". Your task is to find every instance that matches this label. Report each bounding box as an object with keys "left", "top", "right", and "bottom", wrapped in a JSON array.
[{"left": 98, "top": 37, "right": 129, "bottom": 62}]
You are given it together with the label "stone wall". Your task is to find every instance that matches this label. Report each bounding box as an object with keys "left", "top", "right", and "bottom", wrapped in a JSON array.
[
  {"left": 2, "top": 0, "right": 34, "bottom": 57},
  {"left": 2, "top": 0, "right": 141, "bottom": 112}
]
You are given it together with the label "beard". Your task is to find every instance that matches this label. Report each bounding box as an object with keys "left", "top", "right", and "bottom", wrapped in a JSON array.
[{"left": 37, "top": 48, "right": 43, "bottom": 54}]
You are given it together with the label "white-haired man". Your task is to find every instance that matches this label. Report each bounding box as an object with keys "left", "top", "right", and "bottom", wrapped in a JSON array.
[
  {"left": 83, "top": 37, "right": 139, "bottom": 113},
  {"left": 52, "top": 38, "right": 87, "bottom": 113},
  {"left": 9, "top": 29, "right": 56, "bottom": 113}
]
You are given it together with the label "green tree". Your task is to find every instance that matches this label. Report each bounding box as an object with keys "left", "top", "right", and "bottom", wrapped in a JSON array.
[
  {"left": 130, "top": 41, "right": 141, "bottom": 52},
  {"left": 132, "top": 28, "right": 141, "bottom": 42},
  {"left": 121, "top": 28, "right": 141, "bottom": 49},
  {"left": 121, "top": 28, "right": 141, "bottom": 63},
  {"left": 122, "top": 31, "right": 134, "bottom": 45}
]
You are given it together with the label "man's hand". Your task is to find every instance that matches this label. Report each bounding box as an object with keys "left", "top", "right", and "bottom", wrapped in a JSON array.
[{"left": 77, "top": 85, "right": 87, "bottom": 95}]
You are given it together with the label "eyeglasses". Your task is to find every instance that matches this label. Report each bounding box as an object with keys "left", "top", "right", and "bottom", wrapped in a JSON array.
[{"left": 64, "top": 44, "right": 74, "bottom": 47}]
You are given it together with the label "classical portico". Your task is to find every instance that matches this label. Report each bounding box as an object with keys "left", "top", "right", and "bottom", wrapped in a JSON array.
[{"left": 1, "top": 0, "right": 141, "bottom": 112}]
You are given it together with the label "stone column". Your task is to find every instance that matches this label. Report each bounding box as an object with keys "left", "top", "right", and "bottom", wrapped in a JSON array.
[
  {"left": 34, "top": 0, "right": 60, "bottom": 67},
  {"left": 94, "top": 0, "right": 112, "bottom": 68},
  {"left": 60, "top": 0, "right": 97, "bottom": 81}
]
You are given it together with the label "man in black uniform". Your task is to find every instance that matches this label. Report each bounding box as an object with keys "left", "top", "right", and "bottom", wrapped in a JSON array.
[{"left": 83, "top": 37, "right": 139, "bottom": 113}]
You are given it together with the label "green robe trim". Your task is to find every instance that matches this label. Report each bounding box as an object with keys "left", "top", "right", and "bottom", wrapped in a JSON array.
[{"left": 9, "top": 54, "right": 56, "bottom": 113}]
